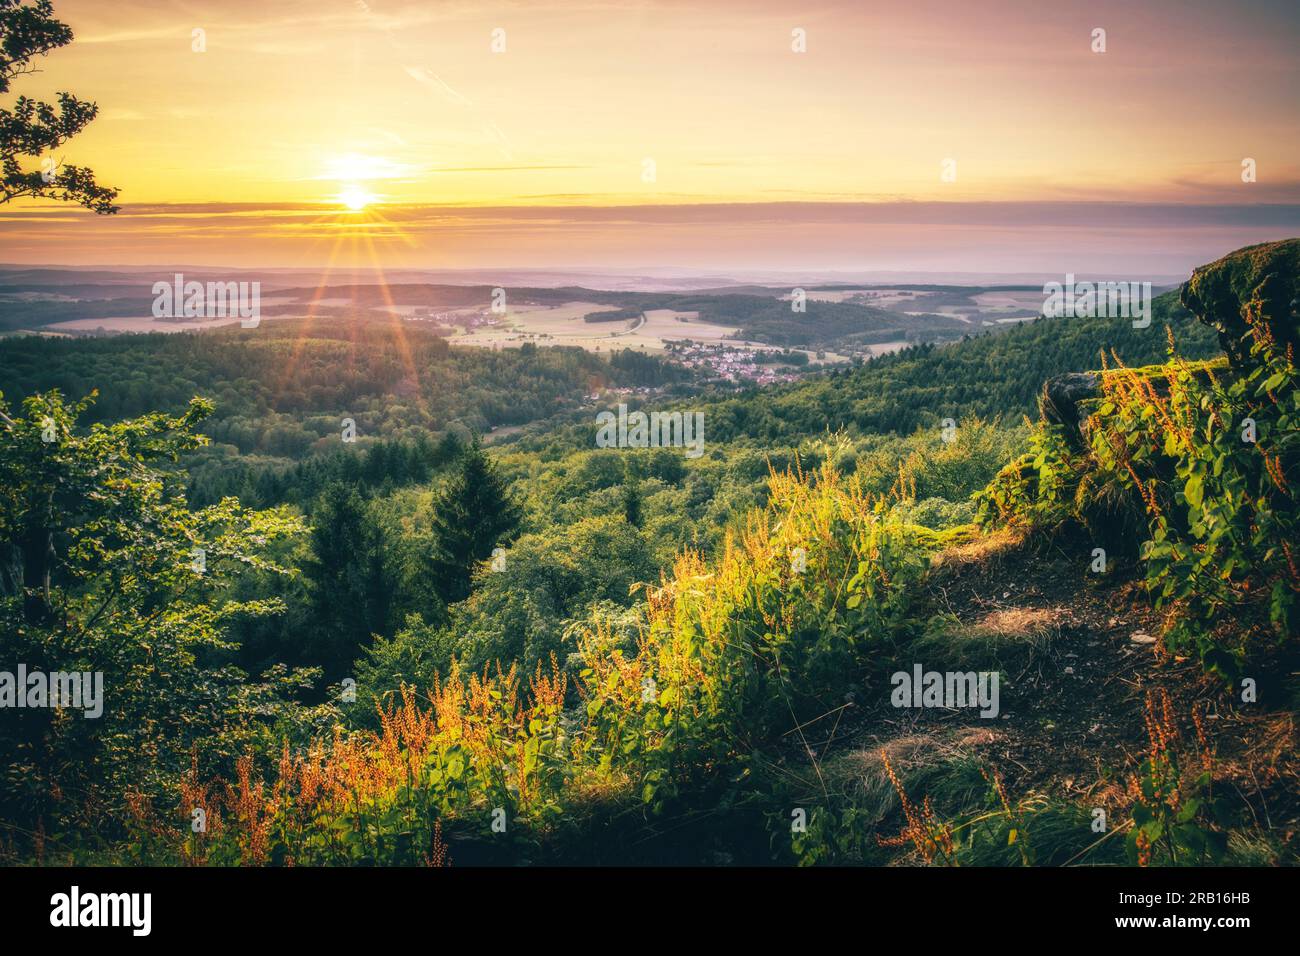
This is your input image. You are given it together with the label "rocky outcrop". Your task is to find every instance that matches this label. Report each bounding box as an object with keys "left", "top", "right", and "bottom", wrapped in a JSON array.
[
  {"left": 1180, "top": 238, "right": 1300, "bottom": 368},
  {"left": 1040, "top": 239, "right": 1299, "bottom": 447}
]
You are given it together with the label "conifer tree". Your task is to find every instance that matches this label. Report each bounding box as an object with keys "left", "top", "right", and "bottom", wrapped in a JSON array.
[
  {"left": 302, "top": 482, "right": 391, "bottom": 676},
  {"left": 424, "top": 437, "right": 521, "bottom": 606}
]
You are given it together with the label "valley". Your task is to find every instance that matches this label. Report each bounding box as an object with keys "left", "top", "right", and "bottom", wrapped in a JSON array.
[{"left": 3, "top": 231, "right": 1298, "bottom": 877}]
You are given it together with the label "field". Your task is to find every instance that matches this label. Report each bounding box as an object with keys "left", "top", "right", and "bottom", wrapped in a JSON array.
[
  {"left": 33, "top": 297, "right": 841, "bottom": 360},
  {"left": 450, "top": 301, "right": 851, "bottom": 361},
  {"left": 40, "top": 295, "right": 302, "bottom": 334},
  {"left": 779, "top": 286, "right": 1046, "bottom": 331}
]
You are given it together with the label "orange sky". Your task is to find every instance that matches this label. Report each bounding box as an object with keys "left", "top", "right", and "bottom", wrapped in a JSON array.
[{"left": 2, "top": 0, "right": 1298, "bottom": 270}]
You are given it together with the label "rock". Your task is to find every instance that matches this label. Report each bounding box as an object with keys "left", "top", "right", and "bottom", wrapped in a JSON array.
[
  {"left": 1040, "top": 371, "right": 1101, "bottom": 449},
  {"left": 1181, "top": 238, "right": 1300, "bottom": 369},
  {"left": 1130, "top": 631, "right": 1157, "bottom": 645},
  {"left": 1035, "top": 241, "right": 1299, "bottom": 450}
]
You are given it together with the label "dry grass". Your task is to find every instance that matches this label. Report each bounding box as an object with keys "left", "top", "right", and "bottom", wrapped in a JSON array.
[
  {"left": 930, "top": 526, "right": 1027, "bottom": 571},
  {"left": 1218, "top": 712, "right": 1299, "bottom": 789},
  {"left": 825, "top": 728, "right": 1008, "bottom": 815},
  {"left": 971, "top": 606, "right": 1060, "bottom": 638}
]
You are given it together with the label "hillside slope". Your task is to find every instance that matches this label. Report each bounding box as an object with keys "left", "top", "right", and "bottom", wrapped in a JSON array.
[{"left": 1, "top": 242, "right": 1294, "bottom": 867}]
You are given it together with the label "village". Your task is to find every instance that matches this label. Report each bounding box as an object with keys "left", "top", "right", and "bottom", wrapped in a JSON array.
[{"left": 662, "top": 340, "right": 820, "bottom": 384}]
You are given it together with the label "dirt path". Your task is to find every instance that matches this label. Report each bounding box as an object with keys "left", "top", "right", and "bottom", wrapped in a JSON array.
[{"left": 800, "top": 531, "right": 1297, "bottom": 845}]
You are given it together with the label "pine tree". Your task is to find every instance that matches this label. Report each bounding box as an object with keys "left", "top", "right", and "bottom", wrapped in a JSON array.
[
  {"left": 302, "top": 482, "right": 391, "bottom": 677},
  {"left": 424, "top": 437, "right": 521, "bottom": 607}
]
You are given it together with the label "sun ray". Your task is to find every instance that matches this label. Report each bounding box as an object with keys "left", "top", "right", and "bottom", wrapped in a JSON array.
[
  {"left": 260, "top": 200, "right": 424, "bottom": 420},
  {"left": 268, "top": 213, "right": 349, "bottom": 406},
  {"left": 359, "top": 224, "right": 425, "bottom": 415}
]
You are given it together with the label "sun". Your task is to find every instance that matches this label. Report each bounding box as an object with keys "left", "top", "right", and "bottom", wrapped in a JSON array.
[{"left": 337, "top": 184, "right": 377, "bottom": 211}]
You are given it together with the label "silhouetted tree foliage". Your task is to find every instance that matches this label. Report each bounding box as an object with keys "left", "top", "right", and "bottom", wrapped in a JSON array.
[{"left": 0, "top": 0, "right": 119, "bottom": 212}]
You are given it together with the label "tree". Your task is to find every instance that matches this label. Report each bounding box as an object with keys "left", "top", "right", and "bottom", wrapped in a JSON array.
[
  {"left": 1, "top": 0, "right": 118, "bottom": 212},
  {"left": 621, "top": 457, "right": 643, "bottom": 527},
  {"left": 446, "top": 515, "right": 654, "bottom": 673},
  {"left": 301, "top": 482, "right": 391, "bottom": 679},
  {"left": 0, "top": 389, "right": 305, "bottom": 840},
  {"left": 423, "top": 437, "right": 521, "bottom": 607}
]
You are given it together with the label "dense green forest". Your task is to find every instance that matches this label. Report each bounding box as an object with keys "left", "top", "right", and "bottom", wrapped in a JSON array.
[
  {"left": 0, "top": 319, "right": 691, "bottom": 506},
  {"left": 1, "top": 242, "right": 1296, "bottom": 867}
]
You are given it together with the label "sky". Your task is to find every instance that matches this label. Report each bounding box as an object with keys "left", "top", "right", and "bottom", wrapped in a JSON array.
[{"left": 1, "top": 0, "right": 1298, "bottom": 275}]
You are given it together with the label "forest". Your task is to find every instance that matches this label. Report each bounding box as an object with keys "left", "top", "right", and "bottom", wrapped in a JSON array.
[{"left": 2, "top": 239, "right": 1295, "bottom": 867}]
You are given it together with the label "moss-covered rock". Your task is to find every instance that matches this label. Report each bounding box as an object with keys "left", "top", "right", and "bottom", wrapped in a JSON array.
[{"left": 1180, "top": 238, "right": 1300, "bottom": 367}]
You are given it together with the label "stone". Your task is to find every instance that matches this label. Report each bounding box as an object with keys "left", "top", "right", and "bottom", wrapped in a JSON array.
[{"left": 1180, "top": 238, "right": 1300, "bottom": 368}]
